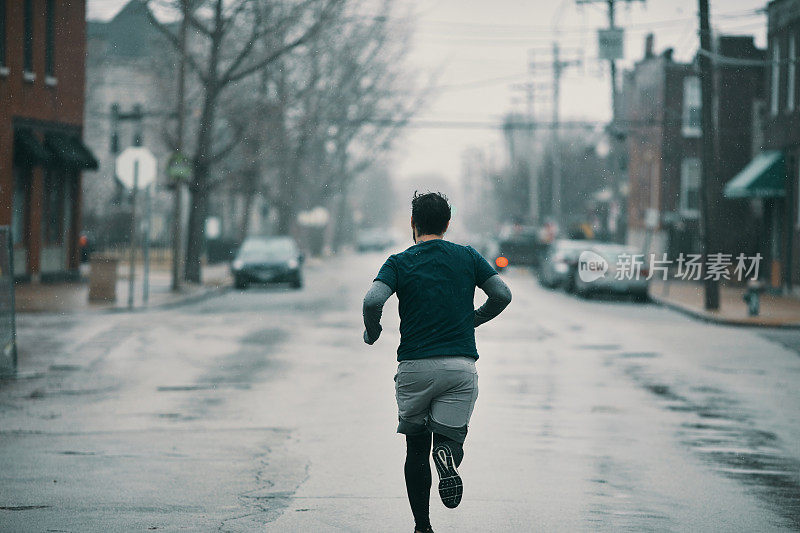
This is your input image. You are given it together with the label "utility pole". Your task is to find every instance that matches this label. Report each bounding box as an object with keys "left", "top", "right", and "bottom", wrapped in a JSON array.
[
  {"left": 607, "top": 0, "right": 618, "bottom": 118},
  {"left": 526, "top": 49, "right": 539, "bottom": 226},
  {"left": 171, "top": 0, "right": 189, "bottom": 292},
  {"left": 512, "top": 49, "right": 539, "bottom": 224},
  {"left": 551, "top": 41, "right": 563, "bottom": 228},
  {"left": 549, "top": 42, "right": 581, "bottom": 230},
  {"left": 698, "top": 0, "right": 720, "bottom": 310},
  {"left": 576, "top": 0, "right": 645, "bottom": 115},
  {"left": 577, "top": 0, "right": 645, "bottom": 241},
  {"left": 110, "top": 103, "right": 145, "bottom": 309},
  {"left": 128, "top": 162, "right": 139, "bottom": 310}
]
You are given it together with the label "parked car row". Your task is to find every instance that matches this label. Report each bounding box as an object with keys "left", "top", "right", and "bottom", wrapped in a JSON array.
[{"left": 537, "top": 239, "right": 650, "bottom": 301}]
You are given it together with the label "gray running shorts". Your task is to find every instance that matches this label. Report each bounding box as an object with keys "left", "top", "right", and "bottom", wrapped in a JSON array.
[{"left": 394, "top": 355, "right": 479, "bottom": 443}]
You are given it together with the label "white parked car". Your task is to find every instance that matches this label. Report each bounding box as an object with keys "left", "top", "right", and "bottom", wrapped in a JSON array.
[{"left": 573, "top": 244, "right": 650, "bottom": 301}]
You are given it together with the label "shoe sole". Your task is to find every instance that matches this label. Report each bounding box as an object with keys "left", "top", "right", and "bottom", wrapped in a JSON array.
[{"left": 432, "top": 444, "right": 462, "bottom": 509}]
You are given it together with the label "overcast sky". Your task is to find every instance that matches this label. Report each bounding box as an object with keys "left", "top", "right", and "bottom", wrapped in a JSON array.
[{"left": 88, "top": 0, "right": 768, "bottom": 185}]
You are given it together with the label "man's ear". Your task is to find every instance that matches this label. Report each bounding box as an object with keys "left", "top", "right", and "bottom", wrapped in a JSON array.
[{"left": 443, "top": 220, "right": 450, "bottom": 234}]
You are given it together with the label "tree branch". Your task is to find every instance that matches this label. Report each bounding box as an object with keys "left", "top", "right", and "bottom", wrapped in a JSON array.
[
  {"left": 223, "top": 0, "right": 342, "bottom": 84},
  {"left": 144, "top": 1, "right": 208, "bottom": 84}
]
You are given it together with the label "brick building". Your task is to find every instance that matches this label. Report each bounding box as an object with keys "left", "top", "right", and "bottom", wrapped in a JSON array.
[
  {"left": 740, "top": 0, "right": 800, "bottom": 291},
  {"left": 625, "top": 35, "right": 766, "bottom": 263},
  {"left": 0, "top": 0, "right": 97, "bottom": 281},
  {"left": 624, "top": 39, "right": 701, "bottom": 257},
  {"left": 709, "top": 36, "right": 767, "bottom": 258}
]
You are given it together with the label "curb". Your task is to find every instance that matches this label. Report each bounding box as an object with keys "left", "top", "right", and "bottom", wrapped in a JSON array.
[
  {"left": 151, "top": 283, "right": 231, "bottom": 311},
  {"left": 650, "top": 294, "right": 800, "bottom": 329},
  {"left": 105, "top": 283, "right": 231, "bottom": 314},
  {"left": 16, "top": 282, "right": 231, "bottom": 317}
]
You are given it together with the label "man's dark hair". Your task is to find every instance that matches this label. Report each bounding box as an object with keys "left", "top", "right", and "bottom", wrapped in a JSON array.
[{"left": 411, "top": 191, "right": 451, "bottom": 236}]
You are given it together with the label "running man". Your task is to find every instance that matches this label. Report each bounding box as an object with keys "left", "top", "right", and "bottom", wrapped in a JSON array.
[{"left": 362, "top": 192, "right": 512, "bottom": 533}]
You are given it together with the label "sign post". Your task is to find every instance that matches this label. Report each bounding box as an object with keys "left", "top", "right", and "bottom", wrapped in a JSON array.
[
  {"left": 0, "top": 227, "right": 16, "bottom": 377},
  {"left": 116, "top": 147, "right": 157, "bottom": 309},
  {"left": 143, "top": 184, "right": 152, "bottom": 305},
  {"left": 167, "top": 152, "right": 192, "bottom": 292},
  {"left": 128, "top": 162, "right": 139, "bottom": 309}
]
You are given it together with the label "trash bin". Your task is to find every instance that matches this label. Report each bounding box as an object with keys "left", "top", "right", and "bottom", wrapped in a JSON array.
[{"left": 88, "top": 256, "right": 118, "bottom": 302}]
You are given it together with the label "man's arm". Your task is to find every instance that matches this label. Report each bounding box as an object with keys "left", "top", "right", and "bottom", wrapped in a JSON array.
[
  {"left": 362, "top": 280, "right": 393, "bottom": 344},
  {"left": 474, "top": 274, "right": 512, "bottom": 328}
]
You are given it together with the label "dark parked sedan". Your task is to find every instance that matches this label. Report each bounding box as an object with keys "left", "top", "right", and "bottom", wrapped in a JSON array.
[{"left": 231, "top": 236, "right": 304, "bottom": 290}]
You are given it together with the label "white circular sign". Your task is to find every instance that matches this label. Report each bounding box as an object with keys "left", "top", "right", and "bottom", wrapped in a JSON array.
[{"left": 116, "top": 147, "right": 157, "bottom": 189}]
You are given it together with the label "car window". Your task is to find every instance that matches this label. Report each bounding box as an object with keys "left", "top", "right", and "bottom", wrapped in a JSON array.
[{"left": 239, "top": 239, "right": 296, "bottom": 260}]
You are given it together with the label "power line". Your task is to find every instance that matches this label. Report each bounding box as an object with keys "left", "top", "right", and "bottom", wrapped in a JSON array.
[
  {"left": 430, "top": 73, "right": 531, "bottom": 92},
  {"left": 362, "top": 117, "right": 721, "bottom": 130},
  {"left": 411, "top": 7, "right": 763, "bottom": 34},
  {"left": 696, "top": 48, "right": 783, "bottom": 67}
]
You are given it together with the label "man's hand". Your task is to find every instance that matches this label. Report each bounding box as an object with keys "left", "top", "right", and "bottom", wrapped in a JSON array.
[
  {"left": 475, "top": 274, "right": 512, "bottom": 328},
  {"left": 363, "top": 328, "right": 380, "bottom": 345}
]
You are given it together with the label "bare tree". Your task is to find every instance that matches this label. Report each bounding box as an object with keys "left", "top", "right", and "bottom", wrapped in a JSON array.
[
  {"left": 146, "top": 0, "right": 340, "bottom": 282},
  {"left": 251, "top": 0, "right": 422, "bottom": 242}
]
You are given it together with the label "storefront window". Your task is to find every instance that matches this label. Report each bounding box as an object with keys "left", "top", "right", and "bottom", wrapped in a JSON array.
[
  {"left": 42, "top": 169, "right": 65, "bottom": 245},
  {"left": 63, "top": 174, "right": 74, "bottom": 245},
  {"left": 12, "top": 167, "right": 29, "bottom": 247}
]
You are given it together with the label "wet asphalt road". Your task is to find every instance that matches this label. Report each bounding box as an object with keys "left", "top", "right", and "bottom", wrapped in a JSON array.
[{"left": 2, "top": 250, "right": 800, "bottom": 532}]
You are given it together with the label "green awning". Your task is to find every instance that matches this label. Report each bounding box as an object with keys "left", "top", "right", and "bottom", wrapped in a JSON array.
[
  {"left": 13, "top": 128, "right": 50, "bottom": 165},
  {"left": 44, "top": 132, "right": 99, "bottom": 170},
  {"left": 724, "top": 151, "right": 786, "bottom": 199}
]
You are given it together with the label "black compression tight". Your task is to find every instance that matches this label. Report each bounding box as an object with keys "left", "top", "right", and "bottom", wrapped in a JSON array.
[
  {"left": 404, "top": 432, "right": 464, "bottom": 530},
  {"left": 433, "top": 432, "right": 464, "bottom": 466}
]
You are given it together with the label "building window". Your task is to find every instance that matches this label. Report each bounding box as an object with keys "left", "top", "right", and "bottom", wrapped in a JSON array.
[
  {"left": 682, "top": 76, "right": 701, "bottom": 137},
  {"left": 789, "top": 34, "right": 797, "bottom": 113},
  {"left": 772, "top": 37, "right": 781, "bottom": 116},
  {"left": 680, "top": 157, "right": 701, "bottom": 218},
  {"left": 42, "top": 169, "right": 65, "bottom": 245},
  {"left": 23, "top": 0, "right": 33, "bottom": 73},
  {"left": 45, "top": 0, "right": 55, "bottom": 77},
  {"left": 0, "top": 0, "right": 7, "bottom": 69}
]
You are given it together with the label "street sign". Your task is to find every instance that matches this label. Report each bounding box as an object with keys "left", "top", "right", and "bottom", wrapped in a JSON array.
[
  {"left": 167, "top": 152, "right": 192, "bottom": 183},
  {"left": 116, "top": 147, "right": 157, "bottom": 189},
  {"left": 598, "top": 28, "right": 624, "bottom": 60}
]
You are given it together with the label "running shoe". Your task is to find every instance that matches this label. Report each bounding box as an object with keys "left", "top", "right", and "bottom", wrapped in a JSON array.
[{"left": 432, "top": 443, "right": 463, "bottom": 508}]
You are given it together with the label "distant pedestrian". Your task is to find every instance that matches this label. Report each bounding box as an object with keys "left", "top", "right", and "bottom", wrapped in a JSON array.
[{"left": 362, "top": 191, "right": 512, "bottom": 533}]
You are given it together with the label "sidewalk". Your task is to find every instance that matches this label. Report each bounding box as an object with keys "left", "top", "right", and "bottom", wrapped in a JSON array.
[
  {"left": 14, "top": 263, "right": 231, "bottom": 313},
  {"left": 650, "top": 280, "right": 800, "bottom": 327}
]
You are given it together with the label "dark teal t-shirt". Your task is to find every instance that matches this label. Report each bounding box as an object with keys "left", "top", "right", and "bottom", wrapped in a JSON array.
[{"left": 374, "top": 239, "right": 497, "bottom": 362}]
